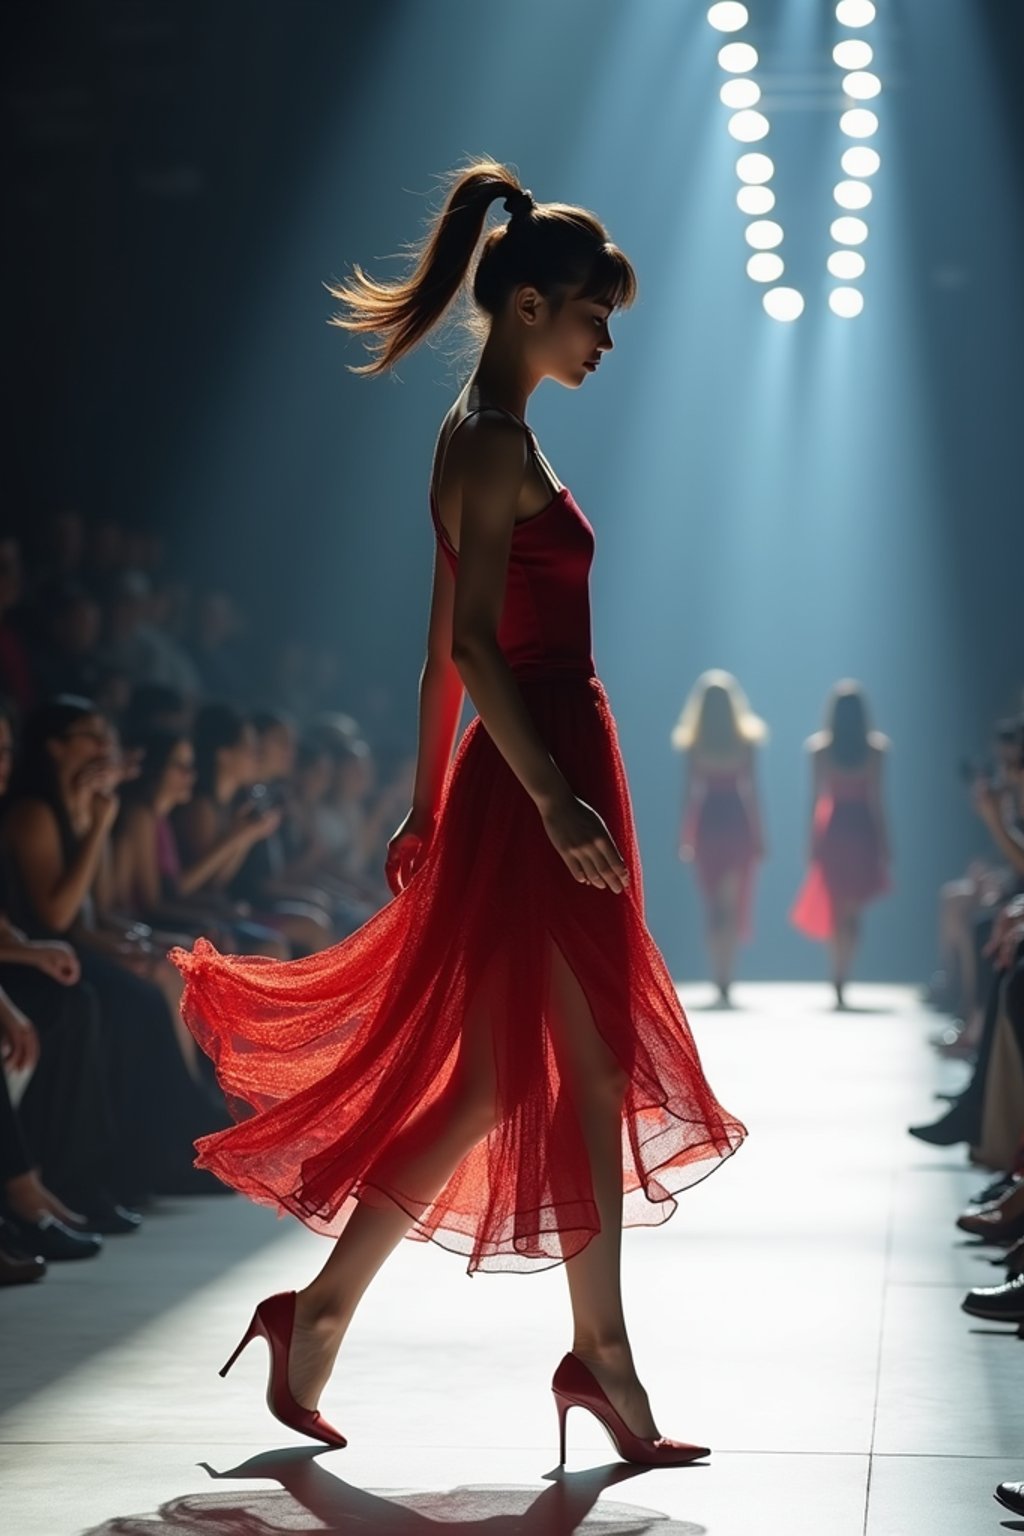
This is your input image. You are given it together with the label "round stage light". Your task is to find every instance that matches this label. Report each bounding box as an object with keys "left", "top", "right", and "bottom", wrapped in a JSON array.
[
  {"left": 747, "top": 253, "right": 784, "bottom": 283},
  {"left": 833, "top": 39, "right": 873, "bottom": 69},
  {"left": 718, "top": 42, "right": 759, "bottom": 72},
  {"left": 833, "top": 179, "right": 872, "bottom": 210},
  {"left": 841, "top": 145, "right": 881, "bottom": 177},
  {"left": 745, "top": 220, "right": 784, "bottom": 250},
  {"left": 737, "top": 184, "right": 775, "bottom": 214},
  {"left": 829, "top": 287, "right": 865, "bottom": 317},
  {"left": 836, "top": 0, "right": 876, "bottom": 26},
  {"left": 720, "top": 77, "right": 761, "bottom": 108},
  {"left": 828, "top": 250, "right": 867, "bottom": 279},
  {"left": 831, "top": 216, "right": 869, "bottom": 245},
  {"left": 840, "top": 108, "right": 879, "bottom": 138},
  {"left": 728, "top": 110, "right": 770, "bottom": 142},
  {"left": 736, "top": 152, "right": 774, "bottom": 184},
  {"left": 707, "top": 2, "right": 749, "bottom": 30},
  {"left": 763, "top": 287, "right": 805, "bottom": 321},
  {"left": 843, "top": 70, "right": 881, "bottom": 100}
]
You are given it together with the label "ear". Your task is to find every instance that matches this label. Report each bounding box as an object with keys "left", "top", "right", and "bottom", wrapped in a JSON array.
[{"left": 512, "top": 284, "right": 546, "bottom": 328}]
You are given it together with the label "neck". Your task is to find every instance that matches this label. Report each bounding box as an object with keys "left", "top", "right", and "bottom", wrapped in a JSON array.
[
  {"left": 471, "top": 336, "right": 539, "bottom": 420},
  {"left": 213, "top": 768, "right": 237, "bottom": 803}
]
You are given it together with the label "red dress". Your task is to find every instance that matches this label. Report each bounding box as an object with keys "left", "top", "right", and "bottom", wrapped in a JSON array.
[
  {"left": 681, "top": 761, "right": 759, "bottom": 942},
  {"left": 170, "top": 411, "right": 747, "bottom": 1274},
  {"left": 790, "top": 759, "right": 890, "bottom": 942}
]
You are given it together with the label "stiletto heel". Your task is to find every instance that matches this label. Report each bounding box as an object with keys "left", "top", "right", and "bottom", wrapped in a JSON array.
[
  {"left": 554, "top": 1391, "right": 571, "bottom": 1465},
  {"left": 217, "top": 1290, "right": 347, "bottom": 1449},
  {"left": 219, "top": 1312, "right": 261, "bottom": 1377},
  {"left": 551, "top": 1353, "right": 709, "bottom": 1467}
]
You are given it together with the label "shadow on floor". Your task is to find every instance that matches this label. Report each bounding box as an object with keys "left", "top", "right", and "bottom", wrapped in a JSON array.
[{"left": 79, "top": 1449, "right": 710, "bottom": 1534}]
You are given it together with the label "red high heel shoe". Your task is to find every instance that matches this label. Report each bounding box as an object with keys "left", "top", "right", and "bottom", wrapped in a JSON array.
[
  {"left": 552, "top": 1353, "right": 709, "bottom": 1467},
  {"left": 218, "top": 1290, "right": 347, "bottom": 1449}
]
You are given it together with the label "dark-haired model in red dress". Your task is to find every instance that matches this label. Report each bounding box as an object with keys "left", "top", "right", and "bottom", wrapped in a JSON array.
[
  {"left": 171, "top": 158, "right": 746, "bottom": 1466},
  {"left": 791, "top": 681, "right": 891, "bottom": 1007}
]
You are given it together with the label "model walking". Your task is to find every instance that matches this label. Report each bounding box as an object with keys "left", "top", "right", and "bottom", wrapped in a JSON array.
[
  {"left": 171, "top": 158, "right": 746, "bottom": 1465},
  {"left": 673, "top": 670, "right": 767, "bottom": 1004},
  {"left": 790, "top": 680, "right": 891, "bottom": 1006}
]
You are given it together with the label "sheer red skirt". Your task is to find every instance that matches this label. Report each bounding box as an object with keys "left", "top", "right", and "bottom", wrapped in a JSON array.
[
  {"left": 171, "top": 673, "right": 747, "bottom": 1274},
  {"left": 791, "top": 794, "right": 890, "bottom": 942},
  {"left": 683, "top": 788, "right": 759, "bottom": 943}
]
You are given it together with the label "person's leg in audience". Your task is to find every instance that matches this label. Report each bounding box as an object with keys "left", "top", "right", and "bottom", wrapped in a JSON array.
[{"left": 74, "top": 947, "right": 232, "bottom": 1203}]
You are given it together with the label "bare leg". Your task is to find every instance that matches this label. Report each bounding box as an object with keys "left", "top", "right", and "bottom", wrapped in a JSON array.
[
  {"left": 830, "top": 902, "right": 861, "bottom": 1005},
  {"left": 286, "top": 965, "right": 500, "bottom": 1410},
  {"left": 547, "top": 938, "right": 661, "bottom": 1440},
  {"left": 706, "top": 872, "right": 741, "bottom": 1002}
]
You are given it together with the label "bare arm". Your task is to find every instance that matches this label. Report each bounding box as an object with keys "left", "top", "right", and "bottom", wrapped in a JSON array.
[
  {"left": 174, "top": 800, "right": 255, "bottom": 894},
  {"left": 736, "top": 744, "right": 766, "bottom": 855},
  {"left": 112, "top": 805, "right": 163, "bottom": 912},
  {"left": 449, "top": 415, "right": 573, "bottom": 812},
  {"left": 807, "top": 747, "right": 826, "bottom": 858},
  {"left": 449, "top": 415, "right": 627, "bottom": 892},
  {"left": 409, "top": 547, "right": 469, "bottom": 819},
  {"left": 866, "top": 748, "right": 892, "bottom": 863},
  {"left": 5, "top": 799, "right": 113, "bottom": 934}
]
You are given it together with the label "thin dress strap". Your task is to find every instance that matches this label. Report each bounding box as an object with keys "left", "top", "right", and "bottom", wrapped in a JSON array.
[{"left": 430, "top": 406, "right": 559, "bottom": 555}]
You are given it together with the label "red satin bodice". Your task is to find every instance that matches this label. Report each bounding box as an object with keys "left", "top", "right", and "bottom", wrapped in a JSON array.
[{"left": 430, "top": 484, "right": 597, "bottom": 680}]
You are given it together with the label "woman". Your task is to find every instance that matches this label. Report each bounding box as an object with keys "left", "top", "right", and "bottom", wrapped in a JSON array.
[
  {"left": 172, "top": 159, "right": 746, "bottom": 1463},
  {"left": 672, "top": 670, "right": 767, "bottom": 1005},
  {"left": 0, "top": 700, "right": 134, "bottom": 1252},
  {"left": 173, "top": 703, "right": 331, "bottom": 955},
  {"left": 1, "top": 696, "right": 231, "bottom": 1200},
  {"left": 111, "top": 726, "right": 287, "bottom": 964},
  {"left": 791, "top": 680, "right": 892, "bottom": 1006}
]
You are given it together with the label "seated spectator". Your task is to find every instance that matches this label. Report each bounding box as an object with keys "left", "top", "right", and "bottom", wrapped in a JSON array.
[
  {"left": 0, "top": 698, "right": 137, "bottom": 1258},
  {"left": 0, "top": 695, "right": 230, "bottom": 1201},
  {"left": 111, "top": 725, "right": 286, "bottom": 959},
  {"left": 172, "top": 703, "right": 330, "bottom": 953},
  {"left": 310, "top": 720, "right": 410, "bottom": 908},
  {"left": 929, "top": 716, "right": 1024, "bottom": 1023},
  {"left": 227, "top": 711, "right": 337, "bottom": 944}
]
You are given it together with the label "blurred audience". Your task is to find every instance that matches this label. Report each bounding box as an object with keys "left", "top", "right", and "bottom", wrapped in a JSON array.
[{"left": 0, "top": 509, "right": 411, "bottom": 1287}]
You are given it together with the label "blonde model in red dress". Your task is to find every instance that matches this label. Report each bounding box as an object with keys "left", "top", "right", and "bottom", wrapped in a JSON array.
[{"left": 673, "top": 670, "right": 767, "bottom": 1005}]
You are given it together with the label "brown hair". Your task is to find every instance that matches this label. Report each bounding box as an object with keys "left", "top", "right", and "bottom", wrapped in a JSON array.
[{"left": 326, "top": 156, "right": 637, "bottom": 376}]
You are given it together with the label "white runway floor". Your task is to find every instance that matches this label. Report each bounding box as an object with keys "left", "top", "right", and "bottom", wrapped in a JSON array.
[{"left": 2, "top": 982, "right": 1021, "bottom": 1536}]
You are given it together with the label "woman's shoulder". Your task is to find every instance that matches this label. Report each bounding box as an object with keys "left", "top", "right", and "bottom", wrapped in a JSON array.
[
  {"left": 3, "top": 796, "right": 58, "bottom": 832},
  {"left": 440, "top": 407, "right": 531, "bottom": 482}
]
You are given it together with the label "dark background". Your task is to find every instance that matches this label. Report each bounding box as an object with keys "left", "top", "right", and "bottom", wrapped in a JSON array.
[{"left": 3, "top": 0, "right": 1022, "bottom": 983}]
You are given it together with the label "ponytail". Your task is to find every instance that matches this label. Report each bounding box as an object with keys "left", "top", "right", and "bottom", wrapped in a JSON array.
[
  {"left": 327, "top": 158, "right": 523, "bottom": 376},
  {"left": 328, "top": 156, "right": 636, "bottom": 376}
]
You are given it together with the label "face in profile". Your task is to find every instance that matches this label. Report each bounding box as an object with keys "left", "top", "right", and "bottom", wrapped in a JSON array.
[
  {"left": 160, "top": 740, "right": 197, "bottom": 808},
  {"left": 521, "top": 286, "right": 615, "bottom": 390}
]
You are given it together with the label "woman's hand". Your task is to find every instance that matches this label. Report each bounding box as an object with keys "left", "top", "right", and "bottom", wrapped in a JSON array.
[
  {"left": 972, "top": 777, "right": 1000, "bottom": 826},
  {"left": 26, "top": 941, "right": 81, "bottom": 986},
  {"left": 234, "top": 803, "right": 283, "bottom": 845},
  {"left": 0, "top": 995, "right": 40, "bottom": 1073},
  {"left": 384, "top": 807, "right": 437, "bottom": 896},
  {"left": 540, "top": 792, "right": 630, "bottom": 893}
]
